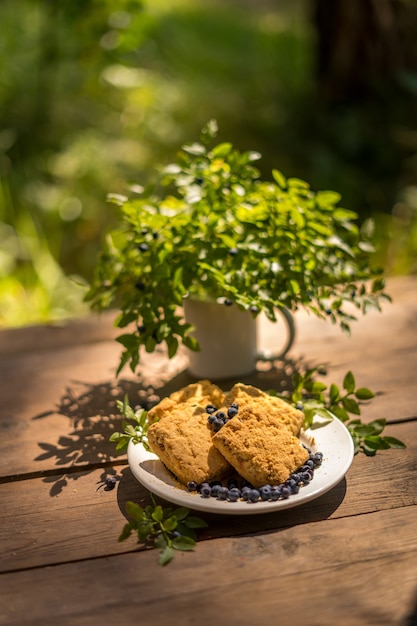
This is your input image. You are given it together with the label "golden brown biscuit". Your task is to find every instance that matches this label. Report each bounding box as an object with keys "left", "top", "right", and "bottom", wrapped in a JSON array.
[
  {"left": 147, "top": 405, "right": 231, "bottom": 485},
  {"left": 212, "top": 406, "right": 309, "bottom": 487},
  {"left": 147, "top": 380, "right": 225, "bottom": 424},
  {"left": 222, "top": 383, "right": 304, "bottom": 435}
]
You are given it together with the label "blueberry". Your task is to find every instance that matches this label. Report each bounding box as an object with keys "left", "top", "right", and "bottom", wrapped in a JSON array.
[
  {"left": 227, "top": 478, "right": 238, "bottom": 490},
  {"left": 269, "top": 486, "right": 281, "bottom": 501},
  {"left": 230, "top": 402, "right": 239, "bottom": 410},
  {"left": 224, "top": 298, "right": 233, "bottom": 306},
  {"left": 248, "top": 489, "right": 260, "bottom": 503},
  {"left": 311, "top": 452, "right": 323, "bottom": 466},
  {"left": 138, "top": 243, "right": 149, "bottom": 252},
  {"left": 249, "top": 305, "right": 259, "bottom": 314},
  {"left": 210, "top": 484, "right": 222, "bottom": 498},
  {"left": 200, "top": 483, "right": 212, "bottom": 498},
  {"left": 241, "top": 486, "right": 251, "bottom": 501},
  {"left": 286, "top": 479, "right": 299, "bottom": 495},
  {"left": 212, "top": 418, "right": 224, "bottom": 432},
  {"left": 227, "top": 406, "right": 238, "bottom": 418},
  {"left": 187, "top": 481, "right": 198, "bottom": 492},
  {"left": 259, "top": 485, "right": 272, "bottom": 501},
  {"left": 215, "top": 411, "right": 226, "bottom": 420},
  {"left": 205, "top": 405, "right": 217, "bottom": 414},
  {"left": 281, "top": 486, "right": 291, "bottom": 499},
  {"left": 217, "top": 487, "right": 229, "bottom": 501},
  {"left": 207, "top": 414, "right": 216, "bottom": 424},
  {"left": 105, "top": 476, "right": 117, "bottom": 490},
  {"left": 305, "top": 459, "right": 315, "bottom": 469},
  {"left": 228, "top": 488, "right": 240, "bottom": 502},
  {"left": 300, "top": 472, "right": 312, "bottom": 484}
]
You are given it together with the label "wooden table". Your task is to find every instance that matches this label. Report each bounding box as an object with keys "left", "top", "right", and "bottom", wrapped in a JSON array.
[{"left": 1, "top": 275, "right": 417, "bottom": 626}]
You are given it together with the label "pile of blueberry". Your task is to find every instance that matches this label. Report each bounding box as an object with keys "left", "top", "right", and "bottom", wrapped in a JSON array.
[
  {"left": 206, "top": 402, "right": 239, "bottom": 432},
  {"left": 186, "top": 449, "right": 323, "bottom": 504}
]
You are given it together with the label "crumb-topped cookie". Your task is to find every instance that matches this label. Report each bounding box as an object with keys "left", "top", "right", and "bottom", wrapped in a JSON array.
[
  {"left": 222, "top": 383, "right": 304, "bottom": 435},
  {"left": 147, "top": 405, "right": 231, "bottom": 485},
  {"left": 212, "top": 406, "right": 309, "bottom": 487},
  {"left": 147, "top": 380, "right": 225, "bottom": 424}
]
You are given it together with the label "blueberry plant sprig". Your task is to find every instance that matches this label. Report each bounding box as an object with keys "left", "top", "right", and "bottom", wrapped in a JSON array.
[
  {"left": 119, "top": 496, "right": 208, "bottom": 566},
  {"left": 85, "top": 119, "right": 390, "bottom": 375},
  {"left": 283, "top": 368, "right": 406, "bottom": 455},
  {"left": 109, "top": 394, "right": 149, "bottom": 453}
]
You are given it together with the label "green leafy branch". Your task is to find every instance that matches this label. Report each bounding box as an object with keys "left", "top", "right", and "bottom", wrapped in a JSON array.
[
  {"left": 109, "top": 394, "right": 149, "bottom": 453},
  {"left": 285, "top": 368, "right": 406, "bottom": 455},
  {"left": 119, "top": 497, "right": 208, "bottom": 565}
]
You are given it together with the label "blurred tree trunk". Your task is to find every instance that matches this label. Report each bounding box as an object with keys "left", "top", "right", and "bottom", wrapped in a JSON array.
[{"left": 313, "top": 0, "right": 416, "bottom": 103}]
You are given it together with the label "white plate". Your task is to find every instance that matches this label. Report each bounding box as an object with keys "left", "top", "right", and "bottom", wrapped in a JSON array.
[{"left": 127, "top": 414, "right": 354, "bottom": 515}]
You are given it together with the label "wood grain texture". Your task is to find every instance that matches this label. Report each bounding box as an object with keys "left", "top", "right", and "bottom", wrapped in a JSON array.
[
  {"left": 0, "top": 275, "right": 416, "bottom": 626},
  {"left": 1, "top": 419, "right": 414, "bottom": 574},
  {"left": 1, "top": 505, "right": 416, "bottom": 626}
]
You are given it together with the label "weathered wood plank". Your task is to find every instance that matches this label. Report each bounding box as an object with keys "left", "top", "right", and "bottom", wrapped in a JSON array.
[
  {"left": 1, "top": 421, "right": 414, "bottom": 573},
  {"left": 1, "top": 504, "right": 416, "bottom": 626}
]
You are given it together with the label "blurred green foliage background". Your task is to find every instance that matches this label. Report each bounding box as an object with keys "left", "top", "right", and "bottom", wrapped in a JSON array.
[{"left": 1, "top": 0, "right": 416, "bottom": 327}]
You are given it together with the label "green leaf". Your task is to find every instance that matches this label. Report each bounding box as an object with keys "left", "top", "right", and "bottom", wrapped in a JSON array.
[
  {"left": 172, "top": 507, "right": 191, "bottom": 522},
  {"left": 182, "top": 335, "right": 200, "bottom": 351},
  {"left": 361, "top": 442, "right": 377, "bottom": 456},
  {"left": 367, "top": 418, "right": 386, "bottom": 435},
  {"left": 166, "top": 335, "right": 179, "bottom": 359},
  {"left": 309, "top": 407, "right": 334, "bottom": 428},
  {"left": 172, "top": 535, "right": 196, "bottom": 551},
  {"left": 343, "top": 371, "right": 355, "bottom": 393},
  {"left": 152, "top": 505, "right": 164, "bottom": 523},
  {"left": 109, "top": 431, "right": 124, "bottom": 442},
  {"left": 159, "top": 546, "right": 175, "bottom": 566},
  {"left": 329, "top": 405, "right": 350, "bottom": 422},
  {"left": 118, "top": 522, "right": 134, "bottom": 542},
  {"left": 350, "top": 424, "right": 377, "bottom": 437},
  {"left": 355, "top": 387, "right": 376, "bottom": 400},
  {"left": 211, "top": 142, "right": 233, "bottom": 157},
  {"left": 342, "top": 397, "right": 361, "bottom": 415},
  {"left": 363, "top": 435, "right": 390, "bottom": 450},
  {"left": 272, "top": 169, "right": 287, "bottom": 188},
  {"left": 185, "top": 516, "right": 209, "bottom": 529},
  {"left": 163, "top": 516, "right": 178, "bottom": 532},
  {"left": 310, "top": 381, "right": 328, "bottom": 394},
  {"left": 176, "top": 524, "right": 197, "bottom": 541},
  {"left": 329, "top": 383, "right": 340, "bottom": 404},
  {"left": 126, "top": 501, "right": 144, "bottom": 522},
  {"left": 382, "top": 436, "right": 406, "bottom": 449}
]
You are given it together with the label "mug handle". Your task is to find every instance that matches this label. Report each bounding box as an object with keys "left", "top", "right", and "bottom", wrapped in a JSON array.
[{"left": 257, "top": 307, "right": 296, "bottom": 361}]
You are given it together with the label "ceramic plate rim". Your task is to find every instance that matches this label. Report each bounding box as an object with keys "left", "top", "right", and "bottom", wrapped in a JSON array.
[{"left": 127, "top": 414, "right": 355, "bottom": 515}]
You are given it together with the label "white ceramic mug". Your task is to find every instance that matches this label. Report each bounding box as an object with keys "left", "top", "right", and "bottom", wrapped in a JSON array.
[{"left": 183, "top": 298, "right": 295, "bottom": 380}]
